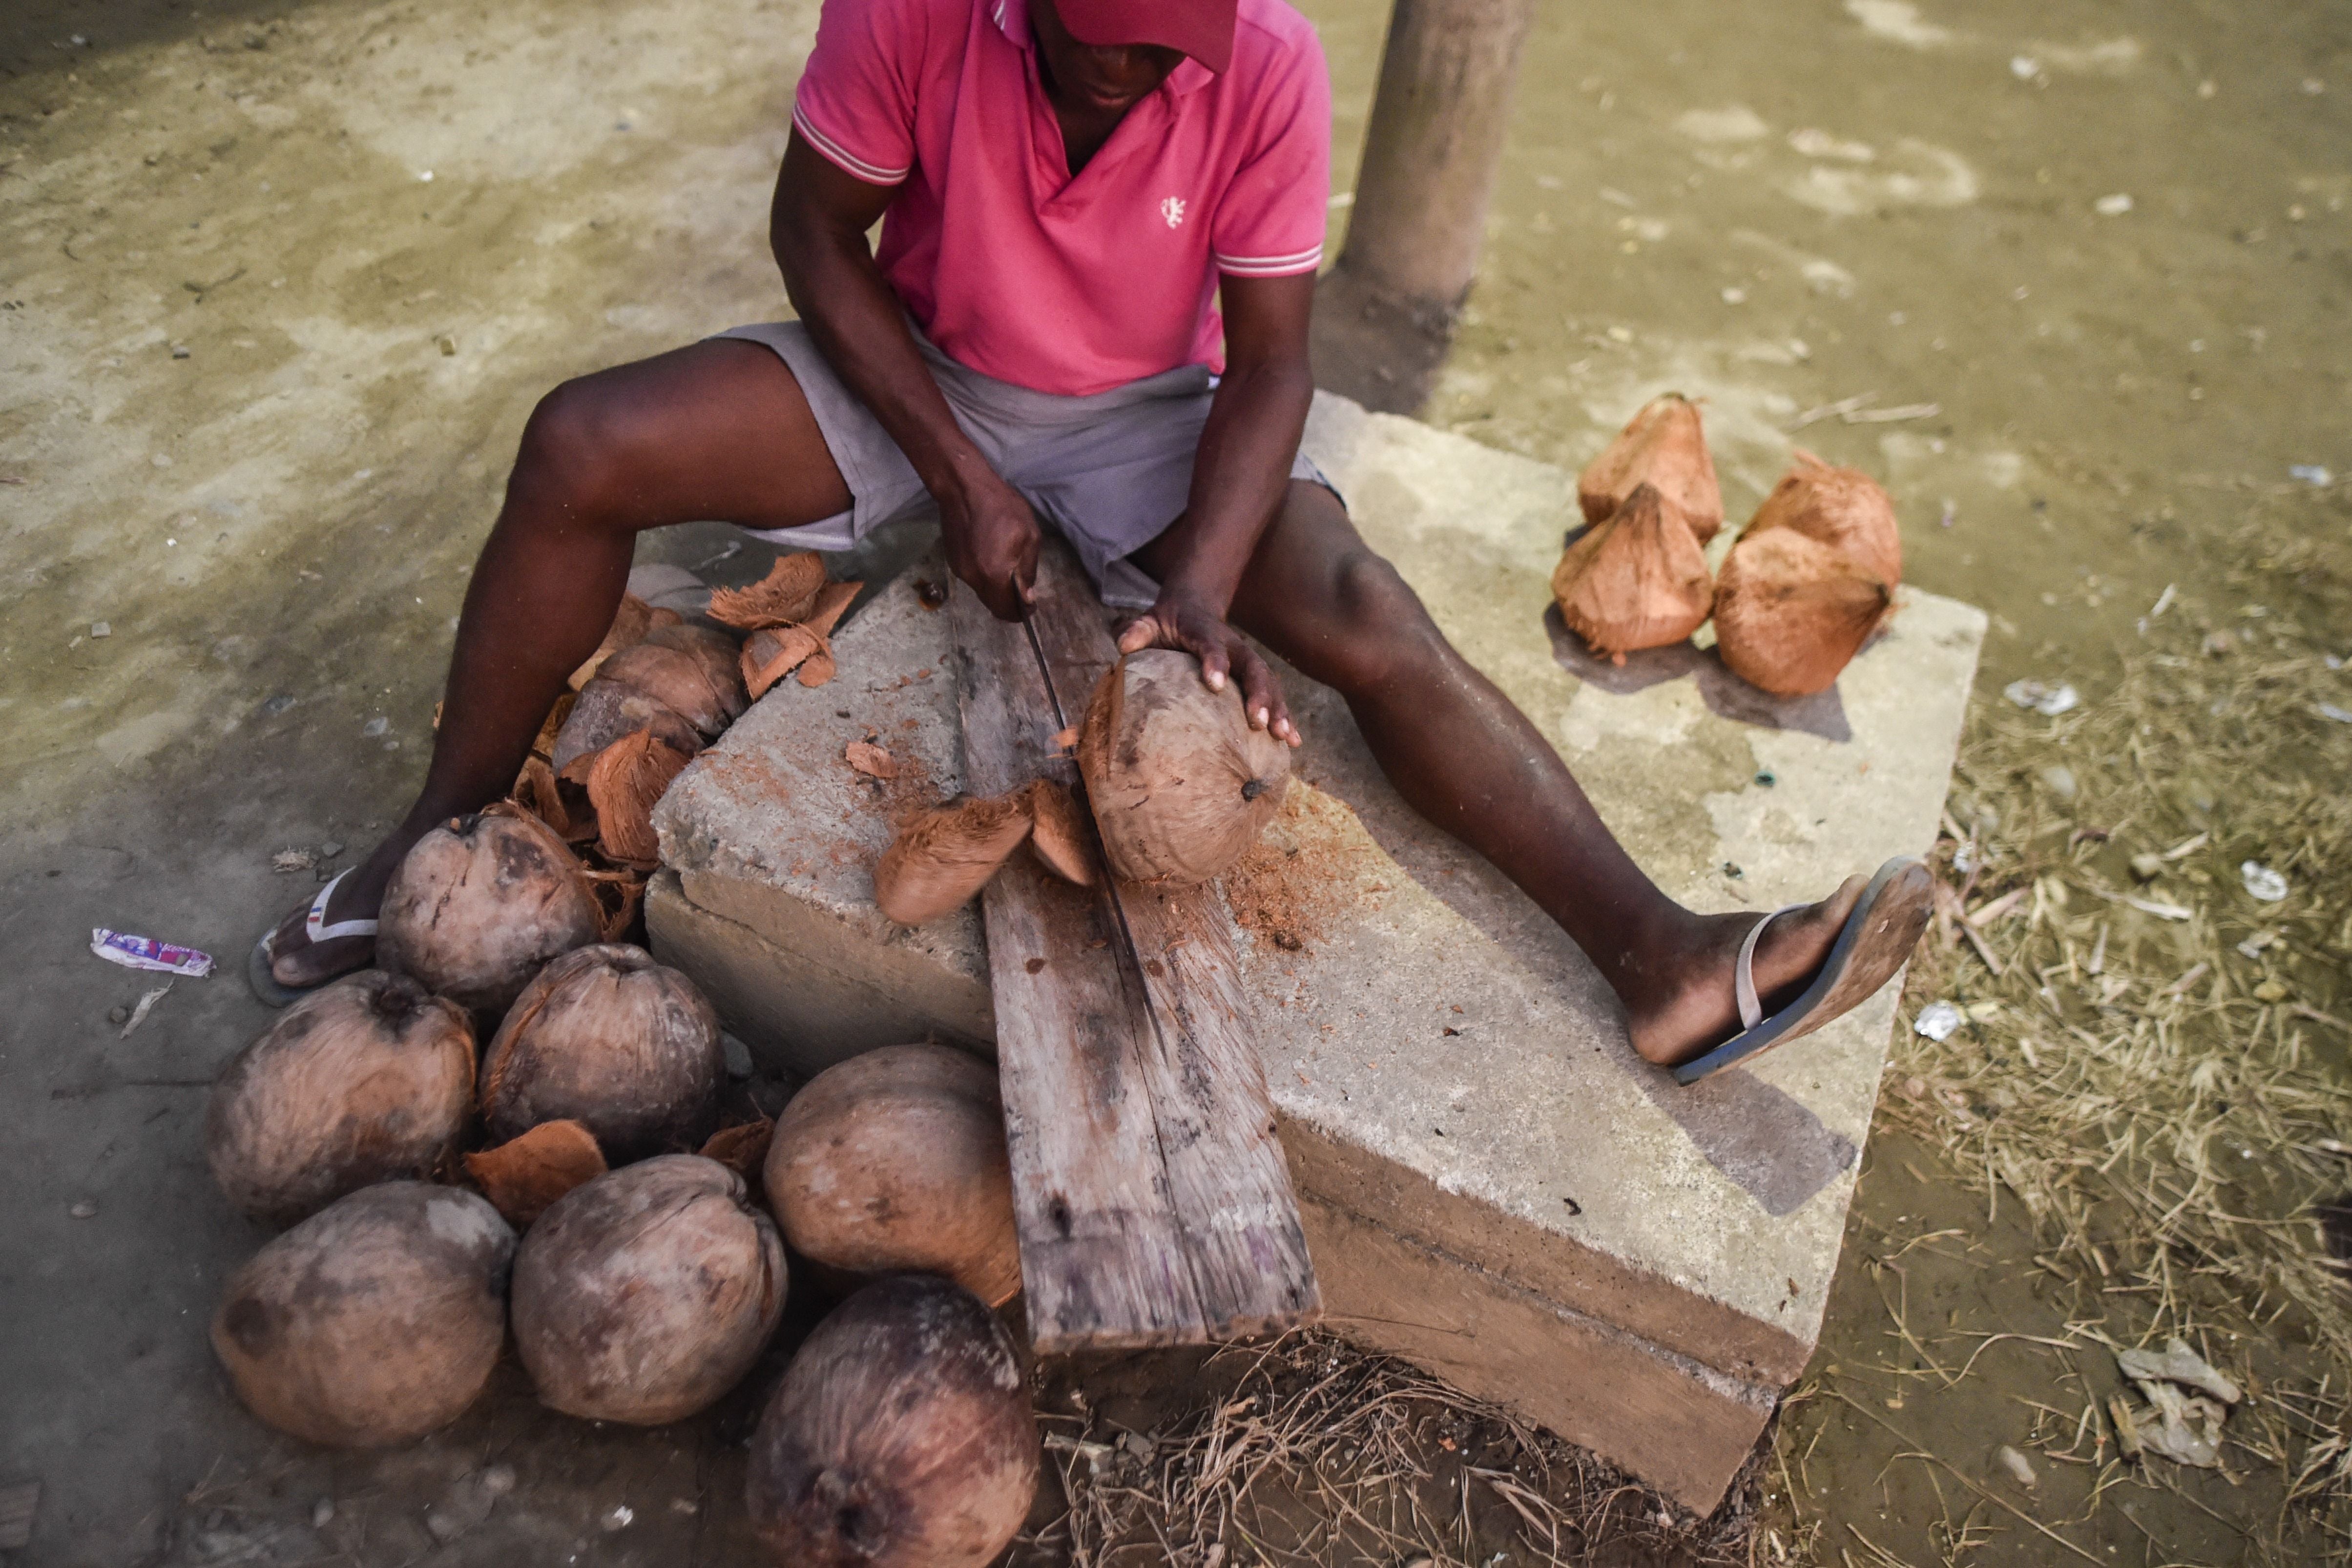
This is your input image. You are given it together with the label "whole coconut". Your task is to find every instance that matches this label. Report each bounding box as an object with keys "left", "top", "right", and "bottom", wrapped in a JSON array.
[
  {"left": 207, "top": 971, "right": 476, "bottom": 1227},
  {"left": 1578, "top": 392, "right": 1723, "bottom": 542},
  {"left": 1713, "top": 526, "right": 1893, "bottom": 696},
  {"left": 764, "top": 1045, "right": 1020, "bottom": 1306},
  {"left": 1746, "top": 449, "right": 1903, "bottom": 598},
  {"left": 479, "top": 943, "right": 723, "bottom": 1161},
  {"left": 1075, "top": 649, "right": 1290, "bottom": 885},
  {"left": 510, "top": 1155, "right": 785, "bottom": 1425},
  {"left": 211, "top": 1182, "right": 514, "bottom": 1447},
  {"left": 1550, "top": 482, "right": 1715, "bottom": 663},
  {"left": 746, "top": 1275, "right": 1038, "bottom": 1568},
  {"left": 375, "top": 807, "right": 601, "bottom": 1017}
]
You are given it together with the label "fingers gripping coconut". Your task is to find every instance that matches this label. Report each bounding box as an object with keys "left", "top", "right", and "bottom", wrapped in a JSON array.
[
  {"left": 746, "top": 1275, "right": 1039, "bottom": 1568},
  {"left": 375, "top": 807, "right": 603, "bottom": 1018}
]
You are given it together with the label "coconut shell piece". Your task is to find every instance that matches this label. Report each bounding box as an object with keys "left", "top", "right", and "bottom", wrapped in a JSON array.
[
  {"left": 597, "top": 642, "right": 740, "bottom": 738},
  {"left": 584, "top": 869, "right": 645, "bottom": 943},
  {"left": 585, "top": 730, "right": 692, "bottom": 868},
  {"left": 742, "top": 626, "right": 834, "bottom": 700},
  {"left": 479, "top": 943, "right": 724, "bottom": 1161},
  {"left": 463, "top": 1119, "right": 607, "bottom": 1229},
  {"left": 709, "top": 552, "right": 829, "bottom": 630},
  {"left": 1024, "top": 777, "right": 1096, "bottom": 886},
  {"left": 513, "top": 753, "right": 597, "bottom": 844},
  {"left": 550, "top": 678, "right": 705, "bottom": 782},
  {"left": 1578, "top": 393, "right": 1723, "bottom": 542},
  {"left": 532, "top": 691, "right": 577, "bottom": 760},
  {"left": 1748, "top": 449, "right": 1903, "bottom": 596},
  {"left": 1713, "top": 525, "right": 1893, "bottom": 696},
  {"left": 1075, "top": 649, "right": 1290, "bottom": 886},
  {"left": 700, "top": 1118, "right": 775, "bottom": 1183},
  {"left": 845, "top": 740, "right": 897, "bottom": 779},
  {"left": 1549, "top": 482, "right": 1715, "bottom": 663},
  {"left": 376, "top": 808, "right": 602, "bottom": 1017},
  {"left": 872, "top": 794, "right": 1034, "bottom": 925}
]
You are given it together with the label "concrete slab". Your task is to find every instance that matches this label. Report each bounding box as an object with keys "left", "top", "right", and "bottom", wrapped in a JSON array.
[{"left": 650, "top": 393, "right": 1985, "bottom": 1511}]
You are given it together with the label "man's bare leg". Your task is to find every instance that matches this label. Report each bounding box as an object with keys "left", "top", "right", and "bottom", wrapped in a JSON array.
[
  {"left": 267, "top": 340, "right": 853, "bottom": 989},
  {"left": 1166, "top": 481, "right": 1868, "bottom": 1070}
]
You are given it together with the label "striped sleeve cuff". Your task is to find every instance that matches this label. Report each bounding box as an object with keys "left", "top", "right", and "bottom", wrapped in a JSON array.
[
  {"left": 791, "top": 104, "right": 911, "bottom": 186},
  {"left": 1213, "top": 244, "right": 1324, "bottom": 277}
]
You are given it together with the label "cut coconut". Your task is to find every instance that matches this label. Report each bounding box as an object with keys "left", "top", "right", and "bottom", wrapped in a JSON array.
[
  {"left": 1076, "top": 649, "right": 1290, "bottom": 885},
  {"left": 585, "top": 730, "right": 692, "bottom": 868},
  {"left": 550, "top": 677, "right": 705, "bottom": 781},
  {"left": 211, "top": 1182, "right": 514, "bottom": 1448},
  {"left": 1549, "top": 482, "right": 1715, "bottom": 663},
  {"left": 746, "top": 1275, "right": 1037, "bottom": 1568},
  {"left": 1023, "top": 777, "right": 1096, "bottom": 886},
  {"left": 376, "top": 807, "right": 602, "bottom": 1017},
  {"left": 709, "top": 552, "right": 829, "bottom": 630},
  {"left": 479, "top": 942, "right": 724, "bottom": 1162},
  {"left": 1713, "top": 525, "right": 1893, "bottom": 696},
  {"left": 872, "top": 794, "right": 1033, "bottom": 925},
  {"left": 206, "top": 971, "right": 476, "bottom": 1227},
  {"left": 463, "top": 1119, "right": 606, "bottom": 1228},
  {"left": 763, "top": 1044, "right": 1020, "bottom": 1306},
  {"left": 1578, "top": 392, "right": 1723, "bottom": 542},
  {"left": 1747, "top": 449, "right": 1902, "bottom": 597},
  {"left": 511, "top": 1155, "right": 785, "bottom": 1425}
]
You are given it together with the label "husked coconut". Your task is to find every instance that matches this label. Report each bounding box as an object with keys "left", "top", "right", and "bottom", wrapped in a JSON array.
[
  {"left": 596, "top": 642, "right": 740, "bottom": 737},
  {"left": 1550, "top": 482, "right": 1715, "bottom": 663},
  {"left": 1578, "top": 392, "right": 1723, "bottom": 542},
  {"left": 642, "top": 623, "right": 749, "bottom": 718},
  {"left": 1076, "top": 649, "right": 1290, "bottom": 885},
  {"left": 511, "top": 1155, "right": 785, "bottom": 1425},
  {"left": 479, "top": 943, "right": 723, "bottom": 1161},
  {"left": 568, "top": 594, "right": 681, "bottom": 690},
  {"left": 1713, "top": 526, "right": 1893, "bottom": 696},
  {"left": 463, "top": 1118, "right": 607, "bottom": 1228},
  {"left": 872, "top": 794, "right": 1034, "bottom": 925},
  {"left": 207, "top": 971, "right": 476, "bottom": 1227},
  {"left": 764, "top": 1045, "right": 1020, "bottom": 1306},
  {"left": 746, "top": 1275, "right": 1037, "bottom": 1568},
  {"left": 211, "top": 1182, "right": 514, "bottom": 1447},
  {"left": 1023, "top": 777, "right": 1096, "bottom": 886},
  {"left": 550, "top": 678, "right": 704, "bottom": 781},
  {"left": 1747, "top": 449, "right": 1903, "bottom": 597},
  {"left": 584, "top": 729, "right": 692, "bottom": 868},
  {"left": 376, "top": 807, "right": 601, "bottom": 1017},
  {"left": 709, "top": 551, "right": 829, "bottom": 630}
]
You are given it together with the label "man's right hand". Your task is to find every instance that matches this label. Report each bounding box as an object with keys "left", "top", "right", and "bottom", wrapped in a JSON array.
[{"left": 941, "top": 473, "right": 1042, "bottom": 622}]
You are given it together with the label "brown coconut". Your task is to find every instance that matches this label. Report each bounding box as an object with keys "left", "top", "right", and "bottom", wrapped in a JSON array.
[
  {"left": 872, "top": 794, "right": 1034, "bottom": 925},
  {"left": 1578, "top": 392, "right": 1724, "bottom": 542},
  {"left": 643, "top": 622, "right": 749, "bottom": 718},
  {"left": 596, "top": 641, "right": 742, "bottom": 738},
  {"left": 211, "top": 1182, "right": 514, "bottom": 1448},
  {"left": 584, "top": 729, "right": 692, "bottom": 868},
  {"left": 1075, "top": 648, "right": 1290, "bottom": 885},
  {"left": 1549, "top": 482, "right": 1716, "bottom": 663},
  {"left": 549, "top": 677, "right": 705, "bottom": 782},
  {"left": 463, "top": 1119, "right": 607, "bottom": 1228},
  {"left": 1023, "top": 777, "right": 1095, "bottom": 886},
  {"left": 709, "top": 551, "right": 829, "bottom": 630},
  {"left": 746, "top": 1274, "right": 1037, "bottom": 1568},
  {"left": 511, "top": 1155, "right": 785, "bottom": 1425},
  {"left": 1747, "top": 449, "right": 1903, "bottom": 595},
  {"left": 206, "top": 971, "right": 476, "bottom": 1227},
  {"left": 763, "top": 1045, "right": 1020, "bottom": 1306},
  {"left": 1713, "top": 526, "right": 1893, "bottom": 696},
  {"left": 479, "top": 942, "right": 724, "bottom": 1161},
  {"left": 568, "top": 594, "right": 681, "bottom": 690},
  {"left": 376, "top": 807, "right": 602, "bottom": 1017}
]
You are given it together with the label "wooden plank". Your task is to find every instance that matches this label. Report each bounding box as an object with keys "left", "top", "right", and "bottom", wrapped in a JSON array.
[{"left": 950, "top": 542, "right": 1320, "bottom": 1350}]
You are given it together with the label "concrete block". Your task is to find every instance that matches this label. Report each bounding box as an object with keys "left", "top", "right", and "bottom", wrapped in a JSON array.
[{"left": 650, "top": 393, "right": 1985, "bottom": 1511}]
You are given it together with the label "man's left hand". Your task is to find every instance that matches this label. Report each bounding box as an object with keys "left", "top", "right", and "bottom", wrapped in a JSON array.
[{"left": 1115, "top": 595, "right": 1301, "bottom": 747}]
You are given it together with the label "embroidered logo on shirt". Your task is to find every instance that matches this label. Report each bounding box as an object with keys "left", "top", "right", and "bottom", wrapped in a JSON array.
[{"left": 1161, "top": 196, "right": 1187, "bottom": 229}]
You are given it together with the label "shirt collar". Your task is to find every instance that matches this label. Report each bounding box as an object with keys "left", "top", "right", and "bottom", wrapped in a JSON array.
[{"left": 988, "top": 0, "right": 1216, "bottom": 95}]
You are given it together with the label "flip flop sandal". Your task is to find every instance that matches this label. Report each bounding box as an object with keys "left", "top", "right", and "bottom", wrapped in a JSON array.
[
  {"left": 247, "top": 868, "right": 381, "bottom": 1009},
  {"left": 1672, "top": 857, "right": 1936, "bottom": 1086}
]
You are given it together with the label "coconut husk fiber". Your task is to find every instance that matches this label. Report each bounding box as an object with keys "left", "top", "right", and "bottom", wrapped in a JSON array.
[
  {"left": 568, "top": 594, "right": 682, "bottom": 690},
  {"left": 1550, "top": 482, "right": 1715, "bottom": 664},
  {"left": 1024, "top": 777, "right": 1096, "bottom": 886},
  {"left": 700, "top": 1117, "right": 775, "bottom": 1184},
  {"left": 598, "top": 634, "right": 744, "bottom": 737},
  {"left": 463, "top": 1119, "right": 607, "bottom": 1229},
  {"left": 1077, "top": 649, "right": 1290, "bottom": 886},
  {"left": 513, "top": 753, "right": 597, "bottom": 844},
  {"left": 585, "top": 729, "right": 693, "bottom": 868},
  {"left": 1578, "top": 392, "right": 1723, "bottom": 542},
  {"left": 1747, "top": 448, "right": 1903, "bottom": 599},
  {"left": 1712, "top": 525, "right": 1892, "bottom": 696},
  {"left": 709, "top": 551, "right": 830, "bottom": 630},
  {"left": 872, "top": 794, "right": 1034, "bottom": 925},
  {"left": 742, "top": 626, "right": 834, "bottom": 698},
  {"left": 550, "top": 678, "right": 704, "bottom": 781}
]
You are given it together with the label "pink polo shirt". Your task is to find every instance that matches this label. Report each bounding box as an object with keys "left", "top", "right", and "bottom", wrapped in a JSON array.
[{"left": 791, "top": 0, "right": 1332, "bottom": 396}]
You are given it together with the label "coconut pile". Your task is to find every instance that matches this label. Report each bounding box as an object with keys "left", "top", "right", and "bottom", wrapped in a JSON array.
[
  {"left": 206, "top": 805, "right": 1039, "bottom": 1562},
  {"left": 1553, "top": 394, "right": 1903, "bottom": 695}
]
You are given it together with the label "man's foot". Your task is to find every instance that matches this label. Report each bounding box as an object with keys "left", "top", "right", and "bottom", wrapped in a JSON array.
[
  {"left": 258, "top": 838, "right": 412, "bottom": 994},
  {"left": 1618, "top": 874, "right": 1873, "bottom": 1069}
]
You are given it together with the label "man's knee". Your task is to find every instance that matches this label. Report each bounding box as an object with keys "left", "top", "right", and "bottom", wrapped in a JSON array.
[
  {"left": 1313, "top": 548, "right": 1447, "bottom": 693},
  {"left": 509, "top": 376, "right": 650, "bottom": 525}
]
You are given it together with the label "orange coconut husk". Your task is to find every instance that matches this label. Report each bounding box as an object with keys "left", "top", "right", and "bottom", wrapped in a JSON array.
[
  {"left": 1747, "top": 450, "right": 1902, "bottom": 603},
  {"left": 531, "top": 691, "right": 577, "bottom": 761},
  {"left": 514, "top": 753, "right": 599, "bottom": 844},
  {"left": 1024, "top": 778, "right": 1096, "bottom": 886},
  {"left": 845, "top": 741, "right": 897, "bottom": 779},
  {"left": 741, "top": 626, "right": 832, "bottom": 699},
  {"left": 872, "top": 794, "right": 1034, "bottom": 925},
  {"left": 1578, "top": 393, "right": 1723, "bottom": 542},
  {"left": 708, "top": 552, "right": 829, "bottom": 630},
  {"left": 583, "top": 868, "right": 646, "bottom": 943},
  {"left": 1549, "top": 482, "right": 1715, "bottom": 663},
  {"left": 551, "top": 679, "right": 705, "bottom": 781},
  {"left": 586, "top": 731, "right": 694, "bottom": 868},
  {"left": 700, "top": 1117, "right": 776, "bottom": 1185},
  {"left": 1712, "top": 525, "right": 1894, "bottom": 696},
  {"left": 463, "top": 1119, "right": 608, "bottom": 1229}
]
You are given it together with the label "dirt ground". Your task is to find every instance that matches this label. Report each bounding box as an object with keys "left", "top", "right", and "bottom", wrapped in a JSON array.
[{"left": 4, "top": 0, "right": 2349, "bottom": 1561}]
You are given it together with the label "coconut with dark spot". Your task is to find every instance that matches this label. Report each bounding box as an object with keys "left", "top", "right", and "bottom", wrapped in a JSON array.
[
  {"left": 206, "top": 971, "right": 476, "bottom": 1227},
  {"left": 746, "top": 1275, "right": 1038, "bottom": 1568},
  {"left": 764, "top": 1045, "right": 1020, "bottom": 1306},
  {"left": 1075, "top": 649, "right": 1290, "bottom": 885},
  {"left": 510, "top": 1155, "right": 786, "bottom": 1425},
  {"left": 479, "top": 943, "right": 723, "bottom": 1162},
  {"left": 375, "top": 807, "right": 601, "bottom": 1017},
  {"left": 211, "top": 1182, "right": 514, "bottom": 1448}
]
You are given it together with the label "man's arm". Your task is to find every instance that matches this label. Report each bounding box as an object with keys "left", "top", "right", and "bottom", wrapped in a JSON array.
[
  {"left": 1116, "top": 270, "right": 1315, "bottom": 744},
  {"left": 769, "top": 132, "right": 1042, "bottom": 621}
]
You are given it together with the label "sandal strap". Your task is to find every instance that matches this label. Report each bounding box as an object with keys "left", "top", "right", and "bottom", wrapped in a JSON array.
[
  {"left": 1733, "top": 903, "right": 1807, "bottom": 1031},
  {"left": 305, "top": 869, "right": 380, "bottom": 945}
]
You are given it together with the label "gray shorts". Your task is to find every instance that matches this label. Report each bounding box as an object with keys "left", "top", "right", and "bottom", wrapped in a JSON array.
[{"left": 713, "top": 320, "right": 1335, "bottom": 610}]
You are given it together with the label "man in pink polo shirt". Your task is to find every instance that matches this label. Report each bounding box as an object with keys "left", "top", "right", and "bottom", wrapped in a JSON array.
[{"left": 257, "top": 0, "right": 1930, "bottom": 1083}]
